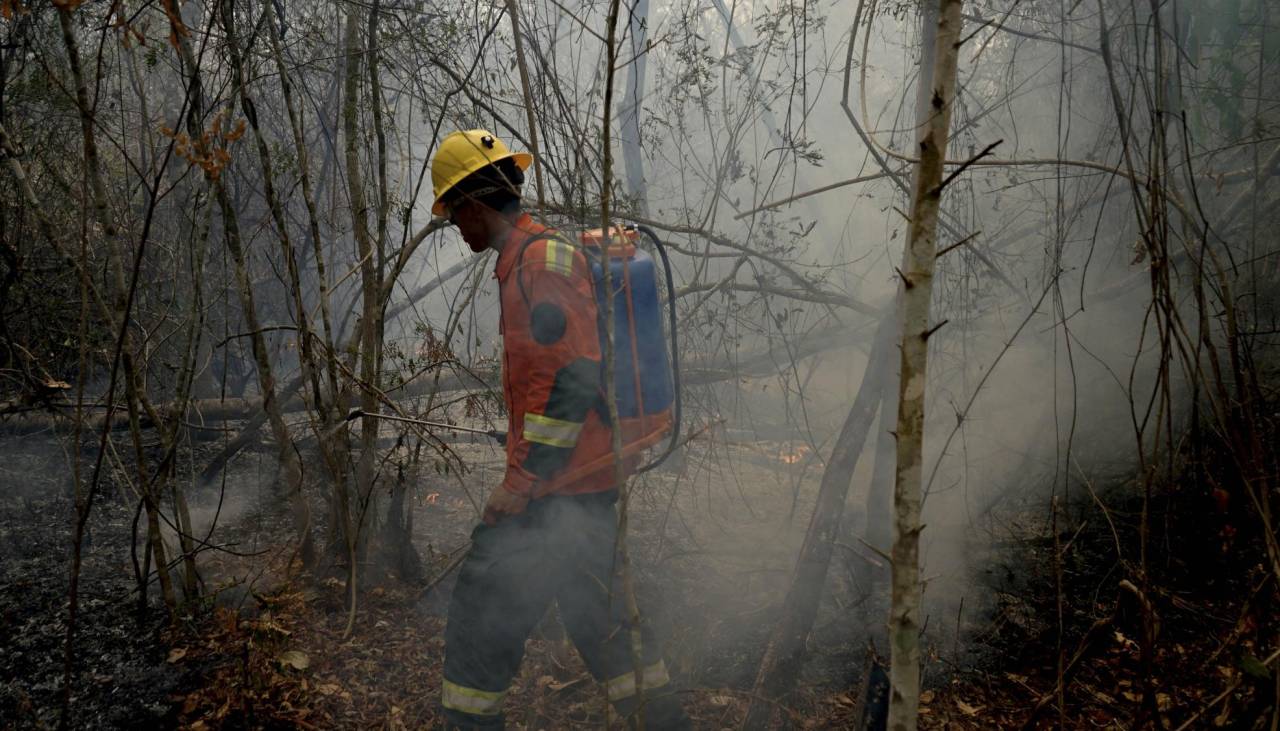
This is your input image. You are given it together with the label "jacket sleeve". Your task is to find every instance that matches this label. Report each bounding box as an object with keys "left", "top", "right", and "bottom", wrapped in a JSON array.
[{"left": 500, "top": 236, "right": 602, "bottom": 497}]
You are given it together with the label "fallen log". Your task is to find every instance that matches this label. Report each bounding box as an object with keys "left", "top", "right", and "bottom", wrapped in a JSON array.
[
  {"left": 3, "top": 315, "right": 874, "bottom": 485},
  {"left": 197, "top": 366, "right": 493, "bottom": 482},
  {"left": 0, "top": 396, "right": 289, "bottom": 438},
  {"left": 194, "top": 256, "right": 481, "bottom": 478},
  {"left": 0, "top": 257, "right": 478, "bottom": 440},
  {"left": 199, "top": 311, "right": 873, "bottom": 480}
]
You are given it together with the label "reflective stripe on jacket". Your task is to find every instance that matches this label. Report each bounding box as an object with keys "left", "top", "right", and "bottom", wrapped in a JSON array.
[{"left": 495, "top": 213, "right": 620, "bottom": 497}]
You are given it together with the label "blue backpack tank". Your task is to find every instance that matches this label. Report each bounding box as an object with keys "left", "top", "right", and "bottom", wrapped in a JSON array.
[
  {"left": 520, "top": 224, "right": 680, "bottom": 473},
  {"left": 579, "top": 226, "right": 674, "bottom": 421}
]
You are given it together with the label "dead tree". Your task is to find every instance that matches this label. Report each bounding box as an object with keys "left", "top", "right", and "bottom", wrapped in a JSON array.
[{"left": 743, "top": 313, "right": 896, "bottom": 729}]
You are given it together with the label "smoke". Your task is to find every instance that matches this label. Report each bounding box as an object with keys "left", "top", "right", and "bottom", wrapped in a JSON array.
[
  {"left": 6, "top": 1, "right": 1275, "bottom": 726},
  {"left": 191, "top": 0, "right": 1203, "bottom": 691},
  {"left": 538, "top": 0, "right": 1192, "bottom": 674}
]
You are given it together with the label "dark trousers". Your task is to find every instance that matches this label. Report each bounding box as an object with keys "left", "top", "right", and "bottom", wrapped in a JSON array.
[{"left": 441, "top": 490, "right": 688, "bottom": 729}]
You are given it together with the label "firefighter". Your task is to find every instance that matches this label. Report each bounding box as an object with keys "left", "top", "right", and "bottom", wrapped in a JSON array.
[{"left": 429, "top": 129, "right": 690, "bottom": 730}]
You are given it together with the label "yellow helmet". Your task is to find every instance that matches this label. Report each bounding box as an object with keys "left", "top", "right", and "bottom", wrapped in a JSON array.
[{"left": 430, "top": 129, "right": 533, "bottom": 216}]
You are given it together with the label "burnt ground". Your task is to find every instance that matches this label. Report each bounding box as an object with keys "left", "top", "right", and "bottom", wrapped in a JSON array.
[
  {"left": 0, "top": 438, "right": 178, "bottom": 728},
  {"left": 1, "top": 420, "right": 1277, "bottom": 729},
  {"left": 0, "top": 426, "right": 839, "bottom": 729},
  {"left": 913, "top": 480, "right": 1280, "bottom": 730}
]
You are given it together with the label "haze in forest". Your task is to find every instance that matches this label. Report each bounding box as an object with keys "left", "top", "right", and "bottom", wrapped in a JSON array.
[{"left": 0, "top": 0, "right": 1275, "bottom": 728}]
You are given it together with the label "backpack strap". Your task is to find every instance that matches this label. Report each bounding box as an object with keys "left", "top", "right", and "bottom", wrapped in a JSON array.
[
  {"left": 513, "top": 229, "right": 599, "bottom": 306},
  {"left": 512, "top": 230, "right": 611, "bottom": 425}
]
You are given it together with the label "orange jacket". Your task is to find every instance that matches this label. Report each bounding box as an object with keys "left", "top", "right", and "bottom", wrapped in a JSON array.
[{"left": 494, "top": 214, "right": 618, "bottom": 498}]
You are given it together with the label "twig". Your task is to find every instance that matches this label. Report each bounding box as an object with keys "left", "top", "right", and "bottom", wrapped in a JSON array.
[
  {"left": 924, "top": 277, "right": 1057, "bottom": 499},
  {"left": 543, "top": 0, "right": 607, "bottom": 43},
  {"left": 1172, "top": 647, "right": 1280, "bottom": 731},
  {"left": 215, "top": 325, "right": 299, "bottom": 349},
  {"left": 733, "top": 171, "right": 899, "bottom": 220},
  {"left": 935, "top": 230, "right": 981, "bottom": 259},
  {"left": 932, "top": 139, "right": 1003, "bottom": 194},
  {"left": 1018, "top": 612, "right": 1116, "bottom": 730},
  {"left": 415, "top": 544, "right": 471, "bottom": 599},
  {"left": 855, "top": 537, "right": 892, "bottom": 566}
]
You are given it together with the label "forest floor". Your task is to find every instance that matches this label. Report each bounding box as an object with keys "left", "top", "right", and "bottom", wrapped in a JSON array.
[
  {"left": 915, "top": 485, "right": 1279, "bottom": 730},
  {"left": 0, "top": 421, "right": 1276, "bottom": 729}
]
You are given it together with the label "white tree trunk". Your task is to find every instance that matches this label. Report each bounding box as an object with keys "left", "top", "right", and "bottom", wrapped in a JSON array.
[
  {"left": 887, "top": 2, "right": 964, "bottom": 730},
  {"left": 619, "top": 0, "right": 650, "bottom": 212}
]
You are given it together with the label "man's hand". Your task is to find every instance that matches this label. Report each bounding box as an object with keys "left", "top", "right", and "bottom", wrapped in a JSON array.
[{"left": 483, "top": 485, "right": 530, "bottom": 526}]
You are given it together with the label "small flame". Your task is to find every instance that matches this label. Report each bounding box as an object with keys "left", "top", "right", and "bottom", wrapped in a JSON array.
[{"left": 779, "top": 446, "right": 810, "bottom": 465}]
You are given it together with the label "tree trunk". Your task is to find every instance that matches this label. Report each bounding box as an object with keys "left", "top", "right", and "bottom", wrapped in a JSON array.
[
  {"left": 341, "top": 2, "right": 382, "bottom": 636},
  {"left": 887, "top": 3, "right": 964, "bottom": 729},
  {"left": 742, "top": 313, "right": 896, "bottom": 730},
  {"left": 600, "top": 0, "right": 648, "bottom": 724},
  {"left": 192, "top": 255, "right": 471, "bottom": 482},
  {"left": 222, "top": 0, "right": 329, "bottom": 445},
  {"left": 54, "top": 6, "right": 178, "bottom": 635},
  {"left": 619, "top": 0, "right": 650, "bottom": 213},
  {"left": 166, "top": 5, "right": 315, "bottom": 569},
  {"left": 866, "top": 387, "right": 897, "bottom": 553},
  {"left": 505, "top": 0, "right": 546, "bottom": 212}
]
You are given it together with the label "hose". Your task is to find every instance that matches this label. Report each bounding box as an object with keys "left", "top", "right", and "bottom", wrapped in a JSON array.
[{"left": 634, "top": 224, "right": 681, "bottom": 473}]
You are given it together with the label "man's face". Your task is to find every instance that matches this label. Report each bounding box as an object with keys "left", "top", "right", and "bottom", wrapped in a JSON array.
[{"left": 449, "top": 199, "right": 490, "bottom": 254}]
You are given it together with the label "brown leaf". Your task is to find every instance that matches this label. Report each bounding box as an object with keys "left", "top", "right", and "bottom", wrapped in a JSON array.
[
  {"left": 956, "top": 698, "right": 982, "bottom": 716},
  {"left": 277, "top": 650, "right": 310, "bottom": 671},
  {"left": 1213, "top": 700, "right": 1231, "bottom": 727},
  {"left": 547, "top": 677, "right": 587, "bottom": 692},
  {"left": 167, "top": 647, "right": 188, "bottom": 663}
]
